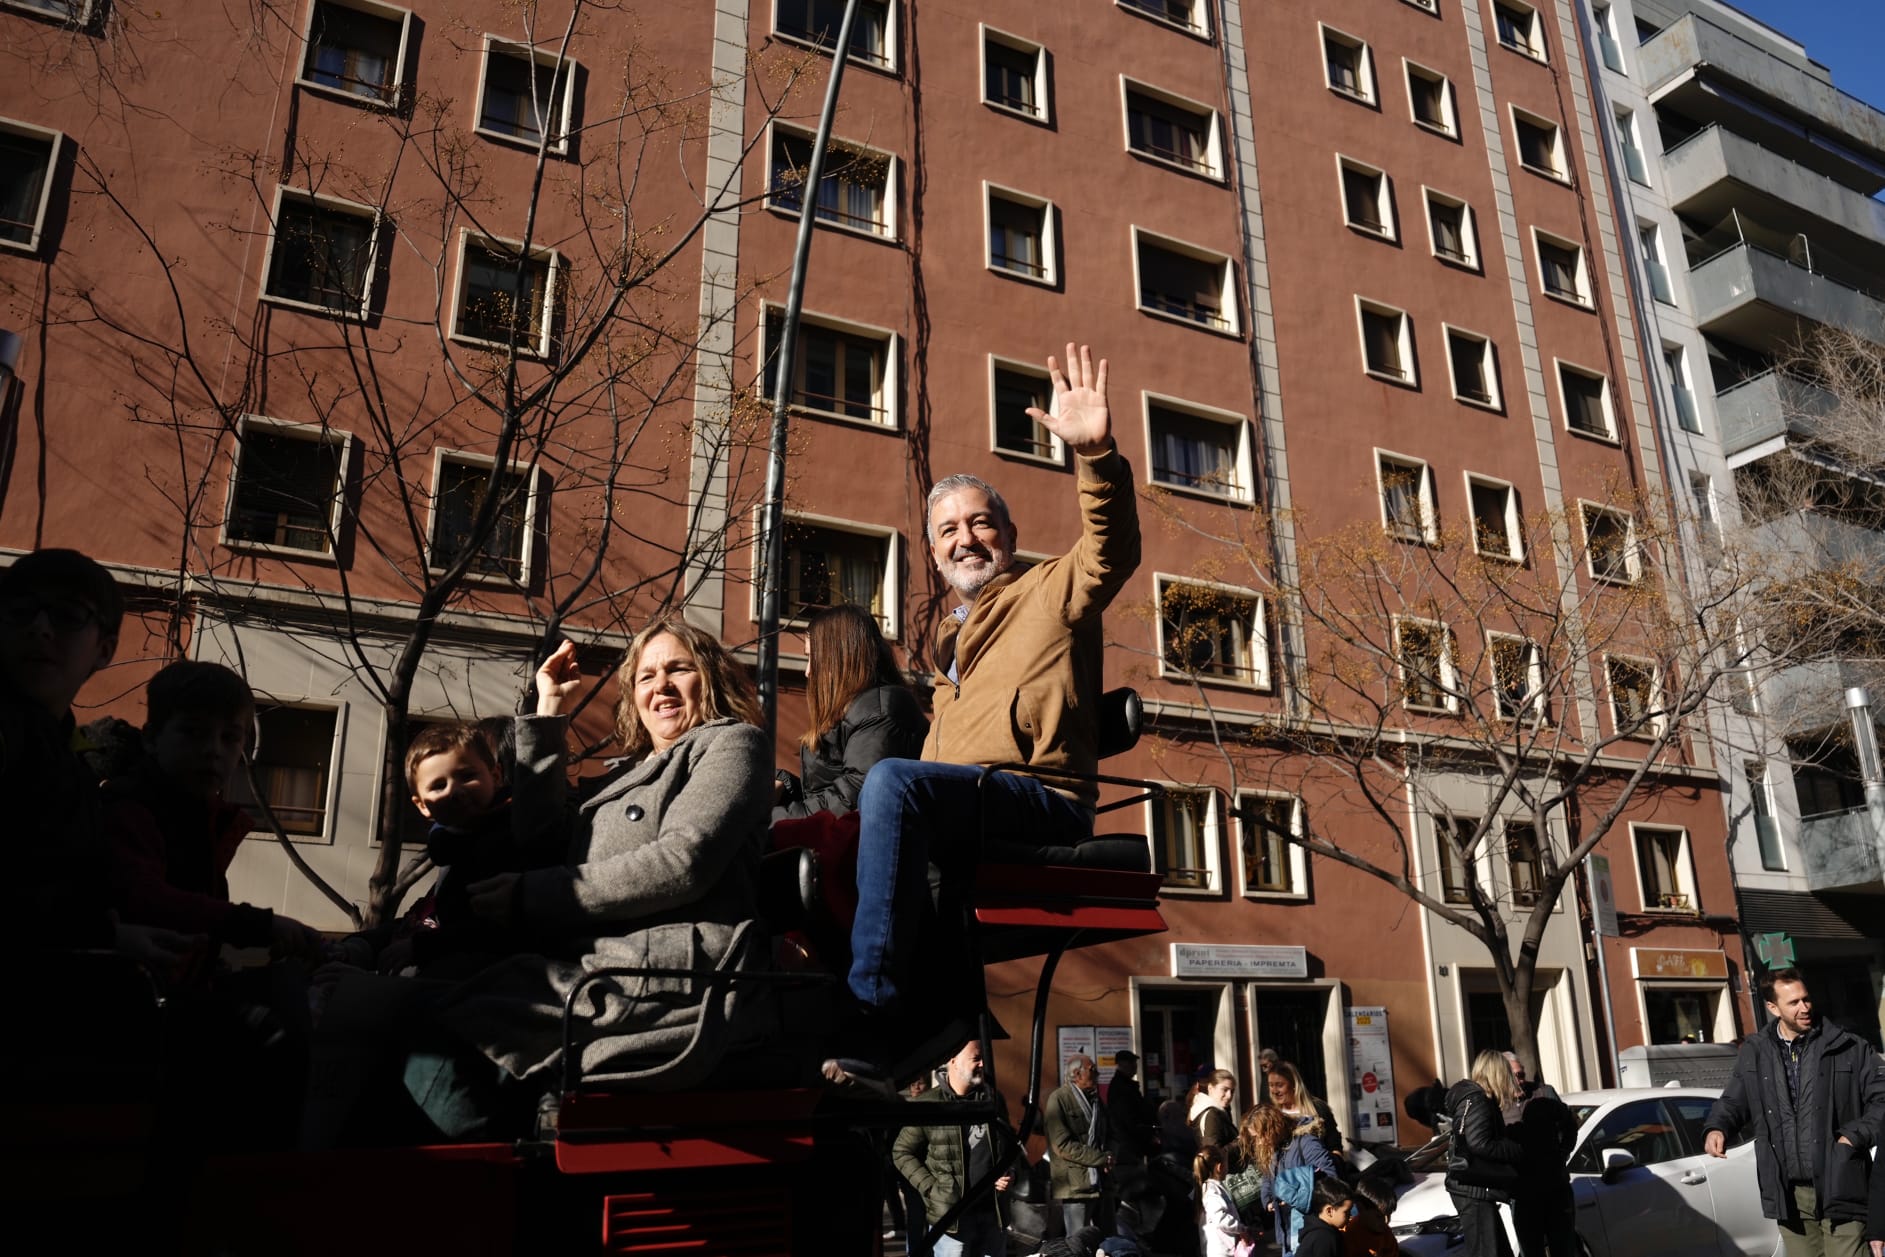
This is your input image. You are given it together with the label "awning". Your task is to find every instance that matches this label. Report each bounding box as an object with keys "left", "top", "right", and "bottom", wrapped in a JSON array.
[{"left": 1738, "top": 889, "right": 1881, "bottom": 940}]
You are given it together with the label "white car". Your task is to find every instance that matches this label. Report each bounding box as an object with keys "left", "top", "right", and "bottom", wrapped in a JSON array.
[{"left": 1389, "top": 1086, "right": 1780, "bottom": 1257}]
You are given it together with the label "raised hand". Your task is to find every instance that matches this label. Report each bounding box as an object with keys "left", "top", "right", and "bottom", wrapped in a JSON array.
[
  {"left": 535, "top": 638, "right": 582, "bottom": 717},
  {"left": 1027, "top": 343, "right": 1111, "bottom": 456}
]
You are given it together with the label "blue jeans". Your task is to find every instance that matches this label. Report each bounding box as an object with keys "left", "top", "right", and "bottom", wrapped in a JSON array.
[
  {"left": 849, "top": 759, "right": 1093, "bottom": 1009},
  {"left": 932, "top": 1207, "right": 1008, "bottom": 1257}
]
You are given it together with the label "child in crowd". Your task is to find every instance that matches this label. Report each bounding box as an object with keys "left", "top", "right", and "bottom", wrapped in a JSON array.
[
  {"left": 1343, "top": 1174, "right": 1402, "bottom": 1257},
  {"left": 1295, "top": 1177, "right": 1357, "bottom": 1257},
  {"left": 1196, "top": 1144, "right": 1250, "bottom": 1257}
]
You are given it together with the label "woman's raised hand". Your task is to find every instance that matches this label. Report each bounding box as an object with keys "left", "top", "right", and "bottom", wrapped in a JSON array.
[{"left": 535, "top": 639, "right": 582, "bottom": 717}]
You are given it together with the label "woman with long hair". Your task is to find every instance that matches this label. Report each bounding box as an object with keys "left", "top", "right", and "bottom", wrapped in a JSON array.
[
  {"left": 773, "top": 603, "right": 927, "bottom": 820},
  {"left": 1267, "top": 1059, "right": 1345, "bottom": 1159},
  {"left": 1247, "top": 1102, "right": 1337, "bottom": 1253},
  {"left": 1189, "top": 1067, "right": 1238, "bottom": 1154},
  {"left": 1442, "top": 1050, "right": 1525, "bottom": 1257}
]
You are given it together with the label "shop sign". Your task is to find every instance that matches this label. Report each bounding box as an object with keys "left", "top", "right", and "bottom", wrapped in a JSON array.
[
  {"left": 1630, "top": 948, "right": 1728, "bottom": 980},
  {"left": 1171, "top": 943, "right": 1308, "bottom": 979}
]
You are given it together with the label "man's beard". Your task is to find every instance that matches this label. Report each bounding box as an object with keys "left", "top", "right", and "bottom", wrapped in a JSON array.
[{"left": 941, "top": 544, "right": 1012, "bottom": 596}]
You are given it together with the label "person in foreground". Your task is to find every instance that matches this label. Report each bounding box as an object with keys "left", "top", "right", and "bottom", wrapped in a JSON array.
[
  {"left": 1295, "top": 1177, "right": 1357, "bottom": 1257},
  {"left": 1443, "top": 1050, "right": 1524, "bottom": 1257},
  {"left": 838, "top": 343, "right": 1141, "bottom": 1077},
  {"left": 1250, "top": 1101, "right": 1338, "bottom": 1254},
  {"left": 1704, "top": 968, "right": 1884, "bottom": 1257},
  {"left": 892, "top": 1036, "right": 1018, "bottom": 1257}
]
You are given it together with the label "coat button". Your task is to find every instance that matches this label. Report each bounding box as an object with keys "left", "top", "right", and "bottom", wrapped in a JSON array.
[{"left": 626, "top": 805, "right": 645, "bottom": 822}]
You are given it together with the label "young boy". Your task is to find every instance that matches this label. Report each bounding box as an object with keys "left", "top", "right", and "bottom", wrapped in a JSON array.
[{"left": 1295, "top": 1177, "right": 1358, "bottom": 1257}]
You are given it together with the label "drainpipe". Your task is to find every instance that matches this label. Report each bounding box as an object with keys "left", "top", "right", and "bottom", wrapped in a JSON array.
[
  {"left": 1846, "top": 691, "right": 1885, "bottom": 882},
  {"left": 0, "top": 328, "right": 21, "bottom": 517}
]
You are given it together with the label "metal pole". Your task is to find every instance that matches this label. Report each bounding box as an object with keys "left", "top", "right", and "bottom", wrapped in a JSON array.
[
  {"left": 1592, "top": 929, "right": 1621, "bottom": 1088},
  {"left": 754, "top": 0, "right": 864, "bottom": 736}
]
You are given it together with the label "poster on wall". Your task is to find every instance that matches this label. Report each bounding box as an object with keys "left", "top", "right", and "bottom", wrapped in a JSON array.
[
  {"left": 1346, "top": 1005, "right": 1396, "bottom": 1143},
  {"left": 1095, "top": 1026, "right": 1135, "bottom": 1086},
  {"left": 1057, "top": 1025, "right": 1096, "bottom": 1085}
]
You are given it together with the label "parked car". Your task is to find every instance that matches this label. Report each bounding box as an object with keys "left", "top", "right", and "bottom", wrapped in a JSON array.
[{"left": 1389, "top": 1087, "right": 1780, "bottom": 1257}]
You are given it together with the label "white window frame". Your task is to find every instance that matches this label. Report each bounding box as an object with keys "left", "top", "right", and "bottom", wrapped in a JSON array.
[
  {"left": 764, "top": 121, "right": 899, "bottom": 242},
  {"left": 771, "top": 0, "right": 899, "bottom": 74},
  {"left": 753, "top": 508, "right": 902, "bottom": 641},
  {"left": 979, "top": 24, "right": 1048, "bottom": 123},
  {"left": 1336, "top": 155, "right": 1395, "bottom": 241},
  {"left": 1487, "top": 631, "right": 1545, "bottom": 722},
  {"left": 1580, "top": 500, "right": 1641, "bottom": 585},
  {"left": 1154, "top": 573, "right": 1271, "bottom": 691},
  {"left": 448, "top": 229, "right": 560, "bottom": 358},
  {"left": 1502, "top": 817, "right": 1552, "bottom": 907},
  {"left": 1422, "top": 187, "right": 1480, "bottom": 271},
  {"left": 1430, "top": 813, "right": 1491, "bottom": 904},
  {"left": 1115, "top": 0, "right": 1211, "bottom": 39},
  {"left": 1119, "top": 77, "right": 1225, "bottom": 182},
  {"left": 1320, "top": 24, "right": 1377, "bottom": 106},
  {"left": 1395, "top": 615, "right": 1460, "bottom": 714},
  {"left": 220, "top": 415, "right": 354, "bottom": 562},
  {"left": 1494, "top": 0, "right": 1548, "bottom": 61},
  {"left": 1511, "top": 106, "right": 1569, "bottom": 182},
  {"left": 1375, "top": 450, "right": 1438, "bottom": 545},
  {"left": 424, "top": 448, "right": 541, "bottom": 586},
  {"left": 1557, "top": 359, "right": 1618, "bottom": 441},
  {"left": 473, "top": 35, "right": 577, "bottom": 155},
  {"left": 294, "top": 0, "right": 414, "bottom": 110},
  {"left": 1143, "top": 392, "right": 1255, "bottom": 504},
  {"left": 1629, "top": 823, "right": 1698, "bottom": 912},
  {"left": 1464, "top": 472, "right": 1524, "bottom": 562},
  {"left": 0, "top": 116, "right": 62, "bottom": 256},
  {"left": 757, "top": 300, "right": 901, "bottom": 431},
  {"left": 1615, "top": 106, "right": 1651, "bottom": 186},
  {"left": 1131, "top": 226, "right": 1240, "bottom": 337},
  {"left": 238, "top": 699, "right": 347, "bottom": 845},
  {"left": 1443, "top": 324, "right": 1501, "bottom": 411},
  {"left": 1403, "top": 60, "right": 1457, "bottom": 137},
  {"left": 1147, "top": 785, "right": 1223, "bottom": 896},
  {"left": 1355, "top": 297, "right": 1417, "bottom": 386},
  {"left": 1688, "top": 468, "right": 1721, "bottom": 545},
  {"left": 983, "top": 182, "right": 1056, "bottom": 286},
  {"left": 1236, "top": 790, "right": 1309, "bottom": 900},
  {"left": 258, "top": 185, "right": 382, "bottom": 320},
  {"left": 1593, "top": 3, "right": 1625, "bottom": 71},
  {"left": 987, "top": 355, "right": 1065, "bottom": 466},
  {"left": 1667, "top": 343, "right": 1702, "bottom": 434},
  {"left": 1, "top": 0, "right": 92, "bottom": 22},
  {"left": 1533, "top": 228, "right": 1594, "bottom": 308},
  {"left": 1400, "top": 0, "right": 1440, "bottom": 16},
  {"left": 1606, "top": 653, "right": 1665, "bottom": 738}
]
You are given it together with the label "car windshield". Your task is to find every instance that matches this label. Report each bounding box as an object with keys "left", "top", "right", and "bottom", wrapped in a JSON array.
[{"left": 1572, "top": 1104, "right": 1598, "bottom": 1127}]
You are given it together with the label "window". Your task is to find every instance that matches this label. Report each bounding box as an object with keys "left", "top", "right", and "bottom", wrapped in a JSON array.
[
  {"left": 982, "top": 28, "right": 1046, "bottom": 119},
  {"left": 477, "top": 38, "right": 574, "bottom": 153},
  {"left": 1377, "top": 452, "right": 1436, "bottom": 544},
  {"left": 1405, "top": 62, "right": 1456, "bottom": 136},
  {"left": 1506, "top": 822, "right": 1545, "bottom": 905},
  {"left": 1396, "top": 618, "right": 1457, "bottom": 713},
  {"left": 1468, "top": 475, "right": 1523, "bottom": 561},
  {"left": 1357, "top": 299, "right": 1415, "bottom": 384},
  {"left": 782, "top": 517, "right": 894, "bottom": 630},
  {"left": 452, "top": 235, "right": 557, "bottom": 356},
  {"left": 1593, "top": 4, "right": 1624, "bottom": 71},
  {"left": 1582, "top": 503, "right": 1639, "bottom": 583},
  {"left": 1434, "top": 815, "right": 1477, "bottom": 904},
  {"left": 1536, "top": 232, "right": 1592, "bottom": 306},
  {"left": 1118, "top": 0, "right": 1209, "bottom": 36},
  {"left": 1559, "top": 363, "right": 1615, "bottom": 438},
  {"left": 768, "top": 127, "right": 894, "bottom": 238},
  {"left": 225, "top": 420, "right": 349, "bottom": 556},
  {"left": 1568, "top": 1099, "right": 1684, "bottom": 1173},
  {"left": 1494, "top": 2, "right": 1546, "bottom": 60},
  {"left": 1788, "top": 730, "right": 1866, "bottom": 819},
  {"left": 1339, "top": 158, "right": 1393, "bottom": 239},
  {"left": 1646, "top": 990, "right": 1722, "bottom": 1046},
  {"left": 1158, "top": 578, "right": 1269, "bottom": 689},
  {"left": 299, "top": 1, "right": 409, "bottom": 106},
  {"left": 1238, "top": 793, "right": 1303, "bottom": 896},
  {"left": 1147, "top": 398, "right": 1252, "bottom": 501},
  {"left": 774, "top": 0, "right": 893, "bottom": 70},
  {"left": 1322, "top": 27, "right": 1376, "bottom": 104},
  {"left": 1640, "top": 224, "right": 1674, "bottom": 303},
  {"left": 1123, "top": 82, "right": 1221, "bottom": 179},
  {"left": 1688, "top": 470, "right": 1719, "bottom": 545},
  {"left": 1748, "top": 761, "right": 1785, "bottom": 871},
  {"left": 1666, "top": 345, "right": 1701, "bottom": 433},
  {"left": 2, "top": 0, "right": 91, "bottom": 21},
  {"left": 429, "top": 453, "right": 536, "bottom": 581},
  {"left": 1634, "top": 825, "right": 1694, "bottom": 910},
  {"left": 232, "top": 705, "right": 338, "bottom": 839},
  {"left": 1489, "top": 633, "right": 1544, "bottom": 720},
  {"left": 1425, "top": 190, "right": 1478, "bottom": 269},
  {"left": 1135, "top": 230, "right": 1237, "bottom": 334},
  {"left": 1513, "top": 109, "right": 1567, "bottom": 180},
  {"left": 761, "top": 307, "right": 897, "bottom": 427},
  {"left": 987, "top": 186, "right": 1054, "bottom": 283},
  {"left": 262, "top": 190, "right": 378, "bottom": 317},
  {"left": 0, "top": 120, "right": 61, "bottom": 254},
  {"left": 1729, "top": 618, "right": 1760, "bottom": 716},
  {"left": 1151, "top": 788, "right": 1220, "bottom": 892},
  {"left": 1616, "top": 107, "right": 1650, "bottom": 184},
  {"left": 1446, "top": 327, "right": 1500, "bottom": 409},
  {"left": 990, "top": 359, "right": 1061, "bottom": 462},
  {"left": 1607, "top": 655, "right": 1662, "bottom": 737}
]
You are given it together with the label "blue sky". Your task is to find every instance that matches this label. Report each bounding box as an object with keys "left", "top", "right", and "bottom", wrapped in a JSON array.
[{"left": 1719, "top": 1, "right": 1885, "bottom": 113}]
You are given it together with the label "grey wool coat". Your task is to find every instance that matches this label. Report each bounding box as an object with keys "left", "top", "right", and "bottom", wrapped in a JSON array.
[{"left": 430, "top": 714, "right": 773, "bottom": 1082}]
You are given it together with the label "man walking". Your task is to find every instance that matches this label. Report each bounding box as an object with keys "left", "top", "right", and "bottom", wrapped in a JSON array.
[
  {"left": 1705, "top": 968, "right": 1884, "bottom": 1257},
  {"left": 1045, "top": 1054, "right": 1112, "bottom": 1237},
  {"left": 1105, "top": 1049, "right": 1157, "bottom": 1166},
  {"left": 893, "top": 1037, "right": 1017, "bottom": 1257}
]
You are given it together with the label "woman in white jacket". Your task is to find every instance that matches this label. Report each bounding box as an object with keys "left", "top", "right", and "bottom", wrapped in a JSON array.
[{"left": 1196, "top": 1144, "right": 1250, "bottom": 1257}]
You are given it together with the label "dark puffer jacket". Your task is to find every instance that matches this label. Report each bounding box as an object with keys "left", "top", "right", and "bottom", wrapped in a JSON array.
[
  {"left": 1443, "top": 1080, "right": 1523, "bottom": 1203},
  {"left": 891, "top": 1085, "right": 1019, "bottom": 1233},
  {"left": 772, "top": 684, "right": 928, "bottom": 821},
  {"left": 1704, "top": 1018, "right": 1885, "bottom": 1224}
]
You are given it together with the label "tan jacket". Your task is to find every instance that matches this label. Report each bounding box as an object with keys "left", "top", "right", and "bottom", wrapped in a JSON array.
[{"left": 922, "top": 447, "right": 1140, "bottom": 808}]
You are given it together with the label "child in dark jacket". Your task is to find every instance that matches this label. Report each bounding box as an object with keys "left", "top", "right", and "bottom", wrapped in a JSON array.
[{"left": 1296, "top": 1177, "right": 1357, "bottom": 1257}]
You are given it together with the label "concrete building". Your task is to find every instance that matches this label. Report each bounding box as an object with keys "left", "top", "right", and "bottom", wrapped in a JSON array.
[
  {"left": 1, "top": 0, "right": 1755, "bottom": 1134},
  {"left": 1582, "top": 0, "right": 1885, "bottom": 1048}
]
